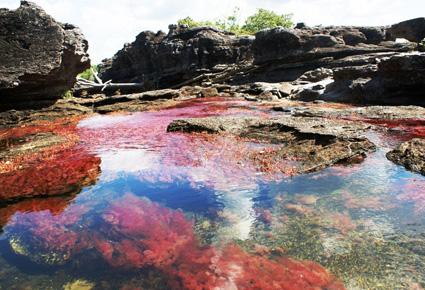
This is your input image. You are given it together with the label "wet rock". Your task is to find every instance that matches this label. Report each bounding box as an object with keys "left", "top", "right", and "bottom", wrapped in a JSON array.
[
  {"left": 0, "top": 133, "right": 65, "bottom": 160},
  {"left": 0, "top": 1, "right": 90, "bottom": 109},
  {"left": 167, "top": 115, "right": 375, "bottom": 174},
  {"left": 291, "top": 104, "right": 425, "bottom": 124},
  {"left": 387, "top": 18, "right": 425, "bottom": 43},
  {"left": 387, "top": 139, "right": 425, "bottom": 175}
]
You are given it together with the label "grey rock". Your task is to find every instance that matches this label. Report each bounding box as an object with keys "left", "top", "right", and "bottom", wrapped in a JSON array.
[
  {"left": 387, "top": 138, "right": 425, "bottom": 175},
  {"left": 342, "top": 31, "right": 368, "bottom": 46},
  {"left": 0, "top": 1, "right": 90, "bottom": 109},
  {"left": 387, "top": 18, "right": 425, "bottom": 43},
  {"left": 299, "top": 68, "right": 333, "bottom": 82},
  {"left": 167, "top": 115, "right": 376, "bottom": 174},
  {"left": 99, "top": 27, "right": 253, "bottom": 88}
]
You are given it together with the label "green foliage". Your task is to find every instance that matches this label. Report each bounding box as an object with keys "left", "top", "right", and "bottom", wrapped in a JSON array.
[
  {"left": 177, "top": 7, "right": 293, "bottom": 35},
  {"left": 61, "top": 90, "right": 73, "bottom": 99},
  {"left": 242, "top": 9, "right": 293, "bottom": 34},
  {"left": 77, "top": 65, "right": 98, "bottom": 81}
]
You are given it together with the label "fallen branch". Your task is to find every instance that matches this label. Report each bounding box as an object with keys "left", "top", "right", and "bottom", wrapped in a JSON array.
[{"left": 73, "top": 78, "right": 145, "bottom": 95}]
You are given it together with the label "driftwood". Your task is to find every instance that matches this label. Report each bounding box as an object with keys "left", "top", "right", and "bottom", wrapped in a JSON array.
[{"left": 73, "top": 69, "right": 145, "bottom": 95}]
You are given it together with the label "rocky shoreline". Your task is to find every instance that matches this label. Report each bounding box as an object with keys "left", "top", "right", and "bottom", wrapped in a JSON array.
[{"left": 0, "top": 0, "right": 424, "bottom": 199}]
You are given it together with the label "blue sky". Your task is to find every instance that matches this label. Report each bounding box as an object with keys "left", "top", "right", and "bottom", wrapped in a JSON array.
[{"left": 2, "top": 0, "right": 424, "bottom": 63}]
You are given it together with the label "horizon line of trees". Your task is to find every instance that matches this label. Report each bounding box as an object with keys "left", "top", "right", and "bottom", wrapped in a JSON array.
[{"left": 177, "top": 8, "right": 293, "bottom": 35}]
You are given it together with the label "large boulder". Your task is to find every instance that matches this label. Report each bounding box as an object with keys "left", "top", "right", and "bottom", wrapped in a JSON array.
[
  {"left": 0, "top": 1, "right": 90, "bottom": 109},
  {"left": 387, "top": 138, "right": 425, "bottom": 175},
  {"left": 252, "top": 25, "right": 391, "bottom": 64},
  {"left": 99, "top": 26, "right": 253, "bottom": 89},
  {"left": 321, "top": 52, "right": 425, "bottom": 105},
  {"left": 387, "top": 18, "right": 425, "bottom": 43}
]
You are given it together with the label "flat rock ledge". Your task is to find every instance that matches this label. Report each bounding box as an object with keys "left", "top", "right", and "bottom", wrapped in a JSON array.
[
  {"left": 168, "top": 115, "right": 376, "bottom": 174},
  {"left": 387, "top": 138, "right": 425, "bottom": 175}
]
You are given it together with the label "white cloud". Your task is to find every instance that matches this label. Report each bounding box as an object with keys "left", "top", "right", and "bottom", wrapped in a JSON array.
[{"left": 2, "top": 0, "right": 424, "bottom": 63}]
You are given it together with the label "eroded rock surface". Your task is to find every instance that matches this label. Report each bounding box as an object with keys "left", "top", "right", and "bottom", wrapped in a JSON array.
[
  {"left": 320, "top": 52, "right": 425, "bottom": 105},
  {"left": 387, "top": 18, "right": 425, "bottom": 43},
  {"left": 97, "top": 18, "right": 425, "bottom": 106},
  {"left": 99, "top": 26, "right": 253, "bottom": 88},
  {"left": 168, "top": 115, "right": 375, "bottom": 174},
  {"left": 0, "top": 1, "right": 90, "bottom": 110},
  {"left": 387, "top": 139, "right": 425, "bottom": 175}
]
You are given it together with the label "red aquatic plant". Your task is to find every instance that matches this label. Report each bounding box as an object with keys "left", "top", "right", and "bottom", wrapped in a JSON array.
[
  {"left": 337, "top": 116, "right": 425, "bottom": 139},
  {"left": 93, "top": 194, "right": 345, "bottom": 290},
  {"left": 341, "top": 190, "right": 394, "bottom": 211},
  {"left": 167, "top": 243, "right": 345, "bottom": 290},
  {"left": 6, "top": 202, "right": 91, "bottom": 264},
  {"left": 5, "top": 192, "right": 345, "bottom": 289},
  {"left": 0, "top": 196, "right": 73, "bottom": 228},
  {"left": 0, "top": 115, "right": 101, "bottom": 200},
  {"left": 0, "top": 147, "right": 101, "bottom": 200},
  {"left": 0, "top": 116, "right": 83, "bottom": 141},
  {"left": 212, "top": 244, "right": 345, "bottom": 290},
  {"left": 398, "top": 179, "right": 425, "bottom": 213},
  {"left": 93, "top": 193, "right": 198, "bottom": 269}
]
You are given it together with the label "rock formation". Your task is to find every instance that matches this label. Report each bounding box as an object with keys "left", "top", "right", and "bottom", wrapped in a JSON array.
[
  {"left": 0, "top": 1, "right": 90, "bottom": 110},
  {"left": 167, "top": 115, "right": 376, "bottom": 174},
  {"left": 99, "top": 18, "right": 425, "bottom": 105},
  {"left": 318, "top": 52, "right": 425, "bottom": 105},
  {"left": 387, "top": 18, "right": 425, "bottom": 43},
  {"left": 387, "top": 138, "right": 425, "bottom": 175},
  {"left": 99, "top": 26, "right": 253, "bottom": 89}
]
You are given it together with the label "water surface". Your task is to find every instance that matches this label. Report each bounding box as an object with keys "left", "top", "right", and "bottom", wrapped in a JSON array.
[{"left": 0, "top": 98, "right": 424, "bottom": 289}]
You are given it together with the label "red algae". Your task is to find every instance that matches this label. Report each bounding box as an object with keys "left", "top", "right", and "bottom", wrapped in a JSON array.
[
  {"left": 0, "top": 147, "right": 101, "bottom": 200},
  {"left": 168, "top": 243, "right": 345, "bottom": 290},
  {"left": 5, "top": 192, "right": 345, "bottom": 289},
  {"left": 0, "top": 196, "right": 73, "bottom": 228},
  {"left": 0, "top": 116, "right": 84, "bottom": 141},
  {"left": 93, "top": 193, "right": 197, "bottom": 269},
  {"left": 398, "top": 179, "right": 425, "bottom": 214},
  {"left": 0, "top": 116, "right": 101, "bottom": 200},
  {"left": 341, "top": 190, "right": 394, "bottom": 211},
  {"left": 7, "top": 202, "right": 91, "bottom": 265},
  {"left": 338, "top": 116, "right": 425, "bottom": 139},
  {"left": 97, "top": 194, "right": 345, "bottom": 290}
]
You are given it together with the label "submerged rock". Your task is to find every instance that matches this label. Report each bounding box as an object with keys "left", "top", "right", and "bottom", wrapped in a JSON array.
[
  {"left": 387, "top": 139, "right": 425, "bottom": 175},
  {"left": 0, "top": 1, "right": 90, "bottom": 110}
]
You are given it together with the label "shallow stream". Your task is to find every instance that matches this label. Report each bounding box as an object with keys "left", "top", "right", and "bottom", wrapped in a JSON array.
[{"left": 0, "top": 98, "right": 424, "bottom": 289}]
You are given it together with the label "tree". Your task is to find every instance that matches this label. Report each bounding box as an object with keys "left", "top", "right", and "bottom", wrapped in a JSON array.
[
  {"left": 177, "top": 8, "right": 293, "bottom": 35},
  {"left": 242, "top": 9, "right": 293, "bottom": 34}
]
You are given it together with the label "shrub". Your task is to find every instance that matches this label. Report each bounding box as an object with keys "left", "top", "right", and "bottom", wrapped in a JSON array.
[
  {"left": 242, "top": 9, "right": 293, "bottom": 34},
  {"left": 177, "top": 7, "right": 293, "bottom": 35},
  {"left": 77, "top": 65, "right": 98, "bottom": 81}
]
